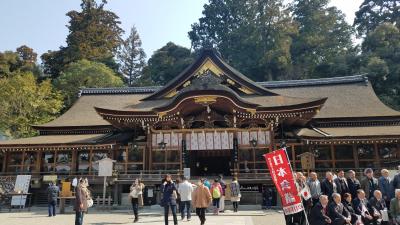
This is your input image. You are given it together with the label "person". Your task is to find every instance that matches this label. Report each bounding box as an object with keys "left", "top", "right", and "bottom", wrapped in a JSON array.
[
  {"left": 177, "top": 177, "right": 193, "bottom": 221},
  {"left": 347, "top": 170, "right": 361, "bottom": 199},
  {"left": 217, "top": 175, "right": 226, "bottom": 213},
  {"left": 353, "top": 189, "right": 376, "bottom": 225},
  {"left": 161, "top": 174, "right": 178, "bottom": 225},
  {"left": 129, "top": 179, "right": 145, "bottom": 223},
  {"left": 230, "top": 177, "right": 241, "bottom": 212},
  {"left": 392, "top": 166, "right": 400, "bottom": 194},
  {"left": 295, "top": 172, "right": 309, "bottom": 224},
  {"left": 369, "top": 190, "right": 387, "bottom": 225},
  {"left": 322, "top": 172, "right": 338, "bottom": 200},
  {"left": 360, "top": 168, "right": 379, "bottom": 200},
  {"left": 74, "top": 178, "right": 88, "bottom": 225},
  {"left": 47, "top": 181, "right": 59, "bottom": 217},
  {"left": 308, "top": 172, "right": 322, "bottom": 206},
  {"left": 334, "top": 170, "right": 349, "bottom": 198},
  {"left": 310, "top": 195, "right": 332, "bottom": 225},
  {"left": 192, "top": 178, "right": 212, "bottom": 225},
  {"left": 204, "top": 178, "right": 211, "bottom": 190},
  {"left": 342, "top": 193, "right": 358, "bottom": 225},
  {"left": 390, "top": 189, "right": 400, "bottom": 224},
  {"left": 175, "top": 177, "right": 182, "bottom": 214},
  {"left": 210, "top": 179, "right": 222, "bottom": 215},
  {"left": 328, "top": 193, "right": 351, "bottom": 225},
  {"left": 378, "top": 169, "right": 392, "bottom": 207}
]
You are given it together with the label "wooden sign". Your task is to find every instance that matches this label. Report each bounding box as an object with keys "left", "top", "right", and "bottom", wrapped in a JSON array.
[
  {"left": 61, "top": 181, "right": 72, "bottom": 197},
  {"left": 98, "top": 157, "right": 115, "bottom": 177},
  {"left": 298, "top": 152, "right": 315, "bottom": 171}
]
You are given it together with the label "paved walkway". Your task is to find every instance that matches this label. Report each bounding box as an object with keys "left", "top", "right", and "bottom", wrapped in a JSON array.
[{"left": 0, "top": 208, "right": 286, "bottom": 225}]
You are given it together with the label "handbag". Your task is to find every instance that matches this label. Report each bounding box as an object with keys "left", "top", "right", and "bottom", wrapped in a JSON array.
[{"left": 87, "top": 198, "right": 94, "bottom": 208}]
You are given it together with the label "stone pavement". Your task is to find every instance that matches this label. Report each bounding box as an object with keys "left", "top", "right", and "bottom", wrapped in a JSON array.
[{"left": 0, "top": 208, "right": 286, "bottom": 225}]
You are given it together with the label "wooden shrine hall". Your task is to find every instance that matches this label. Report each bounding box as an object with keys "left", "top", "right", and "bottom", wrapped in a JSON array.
[{"left": 0, "top": 49, "right": 399, "bottom": 205}]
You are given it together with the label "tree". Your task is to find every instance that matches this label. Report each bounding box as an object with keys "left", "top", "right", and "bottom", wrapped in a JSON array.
[
  {"left": 189, "top": 0, "right": 297, "bottom": 81},
  {"left": 361, "top": 23, "right": 400, "bottom": 109},
  {"left": 354, "top": 0, "right": 400, "bottom": 36},
  {"left": 41, "top": 0, "right": 124, "bottom": 78},
  {"left": 291, "top": 0, "right": 355, "bottom": 79},
  {"left": 141, "top": 42, "right": 194, "bottom": 85},
  {"left": 55, "top": 59, "right": 124, "bottom": 108},
  {"left": 0, "top": 72, "right": 63, "bottom": 138},
  {"left": 118, "top": 26, "right": 146, "bottom": 86},
  {"left": 0, "top": 46, "right": 41, "bottom": 78}
]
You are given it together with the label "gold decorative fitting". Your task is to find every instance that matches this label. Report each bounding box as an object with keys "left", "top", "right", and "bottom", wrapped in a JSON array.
[
  {"left": 183, "top": 81, "right": 191, "bottom": 87},
  {"left": 194, "top": 58, "right": 224, "bottom": 77},
  {"left": 227, "top": 79, "right": 235, "bottom": 85},
  {"left": 194, "top": 96, "right": 217, "bottom": 104},
  {"left": 165, "top": 89, "right": 178, "bottom": 98},
  {"left": 246, "top": 108, "right": 257, "bottom": 115},
  {"left": 158, "top": 112, "right": 167, "bottom": 118},
  {"left": 238, "top": 87, "right": 254, "bottom": 94}
]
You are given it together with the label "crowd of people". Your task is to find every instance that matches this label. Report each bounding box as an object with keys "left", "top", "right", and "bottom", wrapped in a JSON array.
[
  {"left": 289, "top": 167, "right": 400, "bottom": 225},
  {"left": 156, "top": 174, "right": 241, "bottom": 225}
]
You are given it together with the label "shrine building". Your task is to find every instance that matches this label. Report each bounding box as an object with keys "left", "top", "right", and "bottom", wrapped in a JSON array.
[{"left": 0, "top": 49, "right": 399, "bottom": 205}]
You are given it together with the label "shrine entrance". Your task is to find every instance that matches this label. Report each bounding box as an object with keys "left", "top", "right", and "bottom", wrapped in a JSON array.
[{"left": 188, "top": 150, "right": 232, "bottom": 177}]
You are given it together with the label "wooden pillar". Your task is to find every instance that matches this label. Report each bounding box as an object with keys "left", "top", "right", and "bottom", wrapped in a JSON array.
[
  {"left": 374, "top": 143, "right": 380, "bottom": 168},
  {"left": 353, "top": 144, "right": 359, "bottom": 169},
  {"left": 71, "top": 148, "right": 77, "bottom": 174},
  {"left": 146, "top": 129, "right": 152, "bottom": 171},
  {"left": 35, "top": 151, "right": 41, "bottom": 173},
  {"left": 2, "top": 151, "right": 7, "bottom": 172},
  {"left": 269, "top": 123, "right": 275, "bottom": 151},
  {"left": 291, "top": 144, "right": 296, "bottom": 169},
  {"left": 331, "top": 144, "right": 335, "bottom": 169}
]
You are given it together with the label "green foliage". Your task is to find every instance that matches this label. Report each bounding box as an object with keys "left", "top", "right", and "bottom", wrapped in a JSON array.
[
  {"left": 291, "top": 0, "right": 355, "bottom": 79},
  {"left": 41, "top": 0, "right": 124, "bottom": 78},
  {"left": 118, "top": 25, "right": 146, "bottom": 86},
  {"left": 0, "top": 45, "right": 41, "bottom": 78},
  {"left": 189, "top": 0, "right": 297, "bottom": 81},
  {"left": 141, "top": 42, "right": 194, "bottom": 85},
  {"left": 361, "top": 23, "right": 400, "bottom": 110},
  {"left": 55, "top": 59, "right": 124, "bottom": 108},
  {"left": 354, "top": 0, "right": 400, "bottom": 36},
  {"left": 0, "top": 73, "right": 63, "bottom": 138}
]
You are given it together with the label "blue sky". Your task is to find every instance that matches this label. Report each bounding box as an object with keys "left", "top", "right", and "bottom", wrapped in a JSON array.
[{"left": 0, "top": 0, "right": 362, "bottom": 59}]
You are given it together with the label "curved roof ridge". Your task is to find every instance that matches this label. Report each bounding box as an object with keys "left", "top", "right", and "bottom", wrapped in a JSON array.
[{"left": 258, "top": 74, "right": 368, "bottom": 88}]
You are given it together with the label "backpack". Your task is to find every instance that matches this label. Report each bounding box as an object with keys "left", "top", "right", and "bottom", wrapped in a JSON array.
[{"left": 212, "top": 187, "right": 221, "bottom": 199}]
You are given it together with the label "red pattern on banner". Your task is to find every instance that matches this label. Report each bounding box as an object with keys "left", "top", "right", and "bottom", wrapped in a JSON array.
[{"left": 264, "top": 148, "right": 304, "bottom": 215}]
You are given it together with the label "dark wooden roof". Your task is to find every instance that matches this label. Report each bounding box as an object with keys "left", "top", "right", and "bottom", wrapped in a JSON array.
[
  {"left": 142, "top": 49, "right": 277, "bottom": 100},
  {"left": 33, "top": 74, "right": 400, "bottom": 130}
]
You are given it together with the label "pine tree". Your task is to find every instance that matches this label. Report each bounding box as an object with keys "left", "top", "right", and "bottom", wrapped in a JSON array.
[{"left": 118, "top": 26, "right": 146, "bottom": 86}]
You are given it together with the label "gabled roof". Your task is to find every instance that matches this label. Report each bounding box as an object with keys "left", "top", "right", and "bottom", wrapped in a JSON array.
[
  {"left": 34, "top": 75, "right": 400, "bottom": 130},
  {"left": 142, "top": 49, "right": 277, "bottom": 100}
]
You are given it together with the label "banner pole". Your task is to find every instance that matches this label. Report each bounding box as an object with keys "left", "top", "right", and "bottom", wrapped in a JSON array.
[{"left": 282, "top": 146, "right": 310, "bottom": 225}]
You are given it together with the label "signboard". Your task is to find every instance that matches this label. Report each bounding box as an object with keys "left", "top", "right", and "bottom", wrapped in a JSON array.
[
  {"left": 11, "top": 175, "right": 31, "bottom": 206},
  {"left": 264, "top": 149, "right": 303, "bottom": 215},
  {"left": 98, "top": 158, "right": 115, "bottom": 177},
  {"left": 183, "top": 168, "right": 191, "bottom": 180},
  {"left": 43, "top": 175, "right": 58, "bottom": 182},
  {"left": 298, "top": 152, "right": 315, "bottom": 171},
  {"left": 61, "top": 181, "right": 72, "bottom": 197}
]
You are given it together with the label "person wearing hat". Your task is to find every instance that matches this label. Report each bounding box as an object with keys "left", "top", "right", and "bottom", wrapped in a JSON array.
[
  {"left": 360, "top": 168, "right": 379, "bottom": 199},
  {"left": 46, "top": 181, "right": 59, "bottom": 217}
]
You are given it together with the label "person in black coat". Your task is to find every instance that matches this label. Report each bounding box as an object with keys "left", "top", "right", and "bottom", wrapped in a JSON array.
[
  {"left": 353, "top": 189, "right": 376, "bottom": 225},
  {"left": 160, "top": 174, "right": 178, "bottom": 225},
  {"left": 328, "top": 193, "right": 351, "bottom": 225},
  {"left": 334, "top": 170, "right": 349, "bottom": 198},
  {"left": 310, "top": 195, "right": 332, "bottom": 225},
  {"left": 347, "top": 170, "right": 361, "bottom": 200},
  {"left": 47, "top": 181, "right": 60, "bottom": 217},
  {"left": 321, "top": 172, "right": 338, "bottom": 200},
  {"left": 343, "top": 193, "right": 358, "bottom": 225}
]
